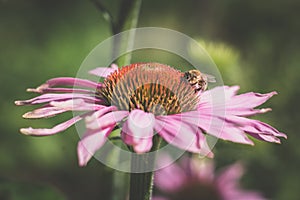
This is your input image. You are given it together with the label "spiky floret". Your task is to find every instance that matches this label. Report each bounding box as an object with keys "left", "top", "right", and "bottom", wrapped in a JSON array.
[{"left": 98, "top": 63, "right": 199, "bottom": 115}]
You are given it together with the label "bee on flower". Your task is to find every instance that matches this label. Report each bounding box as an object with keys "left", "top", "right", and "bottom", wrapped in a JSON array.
[{"left": 182, "top": 69, "right": 216, "bottom": 92}]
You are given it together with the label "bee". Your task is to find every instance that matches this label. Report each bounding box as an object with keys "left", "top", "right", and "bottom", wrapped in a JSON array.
[{"left": 183, "top": 70, "right": 216, "bottom": 92}]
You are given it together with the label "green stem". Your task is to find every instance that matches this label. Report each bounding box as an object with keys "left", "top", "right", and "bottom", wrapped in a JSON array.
[
  {"left": 129, "top": 136, "right": 162, "bottom": 200},
  {"left": 114, "top": 0, "right": 142, "bottom": 66},
  {"left": 129, "top": 155, "right": 155, "bottom": 200}
]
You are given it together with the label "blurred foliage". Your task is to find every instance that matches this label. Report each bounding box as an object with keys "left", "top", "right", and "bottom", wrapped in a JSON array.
[
  {"left": 0, "top": 179, "right": 66, "bottom": 200},
  {"left": 191, "top": 39, "right": 243, "bottom": 86},
  {"left": 1, "top": 0, "right": 299, "bottom": 199}
]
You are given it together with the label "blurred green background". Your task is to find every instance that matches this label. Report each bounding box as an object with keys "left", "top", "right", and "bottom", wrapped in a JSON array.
[{"left": 1, "top": 0, "right": 299, "bottom": 199}]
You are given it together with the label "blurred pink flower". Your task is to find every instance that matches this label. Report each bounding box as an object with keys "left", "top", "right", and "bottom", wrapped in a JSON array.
[
  {"left": 15, "top": 63, "right": 286, "bottom": 166},
  {"left": 154, "top": 157, "right": 266, "bottom": 200}
]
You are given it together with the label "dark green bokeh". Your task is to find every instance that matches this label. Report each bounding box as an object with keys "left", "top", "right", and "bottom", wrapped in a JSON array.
[{"left": 1, "top": 0, "right": 299, "bottom": 199}]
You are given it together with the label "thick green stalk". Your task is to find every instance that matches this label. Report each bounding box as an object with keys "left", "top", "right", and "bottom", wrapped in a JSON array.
[
  {"left": 129, "top": 137, "right": 162, "bottom": 200},
  {"left": 129, "top": 155, "right": 155, "bottom": 200}
]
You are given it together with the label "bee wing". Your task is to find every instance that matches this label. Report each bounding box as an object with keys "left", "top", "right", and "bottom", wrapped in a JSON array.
[{"left": 203, "top": 73, "right": 216, "bottom": 83}]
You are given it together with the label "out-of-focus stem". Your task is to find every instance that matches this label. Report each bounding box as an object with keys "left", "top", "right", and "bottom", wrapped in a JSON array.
[
  {"left": 90, "top": 0, "right": 116, "bottom": 33},
  {"left": 113, "top": 0, "right": 142, "bottom": 66}
]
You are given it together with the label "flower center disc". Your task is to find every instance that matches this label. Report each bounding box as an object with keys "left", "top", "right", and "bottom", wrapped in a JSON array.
[{"left": 98, "top": 63, "right": 199, "bottom": 115}]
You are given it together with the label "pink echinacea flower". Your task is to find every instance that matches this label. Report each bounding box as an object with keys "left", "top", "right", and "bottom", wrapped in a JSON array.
[
  {"left": 154, "top": 157, "right": 266, "bottom": 200},
  {"left": 15, "top": 63, "right": 286, "bottom": 166}
]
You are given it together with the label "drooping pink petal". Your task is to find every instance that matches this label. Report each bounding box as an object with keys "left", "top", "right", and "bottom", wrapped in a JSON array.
[
  {"left": 85, "top": 106, "right": 117, "bottom": 123},
  {"left": 199, "top": 85, "right": 240, "bottom": 108},
  {"left": 45, "top": 77, "right": 99, "bottom": 89},
  {"left": 178, "top": 92, "right": 284, "bottom": 145},
  {"left": 50, "top": 99, "right": 105, "bottom": 111},
  {"left": 129, "top": 137, "right": 153, "bottom": 153},
  {"left": 197, "top": 114, "right": 254, "bottom": 145},
  {"left": 89, "top": 64, "right": 118, "bottom": 77},
  {"left": 162, "top": 111, "right": 200, "bottom": 126},
  {"left": 203, "top": 117, "right": 254, "bottom": 145},
  {"left": 86, "top": 110, "right": 129, "bottom": 130},
  {"left": 22, "top": 100, "right": 106, "bottom": 119},
  {"left": 15, "top": 93, "right": 100, "bottom": 105},
  {"left": 27, "top": 87, "right": 95, "bottom": 94},
  {"left": 154, "top": 116, "right": 203, "bottom": 153},
  {"left": 226, "top": 108, "right": 273, "bottom": 116},
  {"left": 77, "top": 126, "right": 114, "bottom": 166},
  {"left": 20, "top": 115, "right": 83, "bottom": 136},
  {"left": 230, "top": 91, "right": 277, "bottom": 110},
  {"left": 199, "top": 86, "right": 279, "bottom": 117},
  {"left": 22, "top": 106, "right": 67, "bottom": 119},
  {"left": 164, "top": 111, "right": 254, "bottom": 146},
  {"left": 197, "top": 130, "right": 214, "bottom": 158},
  {"left": 247, "top": 133, "right": 282, "bottom": 143},
  {"left": 165, "top": 111, "right": 217, "bottom": 149},
  {"left": 197, "top": 86, "right": 236, "bottom": 117},
  {"left": 181, "top": 104, "right": 255, "bottom": 145},
  {"left": 121, "top": 110, "right": 155, "bottom": 153},
  {"left": 226, "top": 115, "right": 287, "bottom": 139}
]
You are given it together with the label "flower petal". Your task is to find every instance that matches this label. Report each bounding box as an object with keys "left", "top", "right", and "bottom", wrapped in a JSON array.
[
  {"left": 20, "top": 115, "right": 82, "bottom": 136},
  {"left": 15, "top": 93, "right": 100, "bottom": 105},
  {"left": 192, "top": 160, "right": 215, "bottom": 182},
  {"left": 191, "top": 112, "right": 254, "bottom": 145},
  {"left": 197, "top": 86, "right": 237, "bottom": 117},
  {"left": 226, "top": 115, "right": 287, "bottom": 139},
  {"left": 200, "top": 85, "right": 240, "bottom": 107},
  {"left": 22, "top": 100, "right": 106, "bottom": 119},
  {"left": 217, "top": 162, "right": 244, "bottom": 187},
  {"left": 85, "top": 106, "right": 117, "bottom": 123},
  {"left": 154, "top": 116, "right": 203, "bottom": 153},
  {"left": 230, "top": 91, "right": 277, "bottom": 110},
  {"left": 89, "top": 64, "right": 118, "bottom": 77},
  {"left": 217, "top": 163, "right": 266, "bottom": 200},
  {"left": 247, "top": 133, "right": 282, "bottom": 144},
  {"left": 155, "top": 156, "right": 186, "bottom": 192},
  {"left": 50, "top": 99, "right": 105, "bottom": 111},
  {"left": 197, "top": 130, "right": 214, "bottom": 158},
  {"left": 198, "top": 86, "right": 278, "bottom": 117},
  {"left": 46, "top": 77, "right": 99, "bottom": 89},
  {"left": 205, "top": 117, "right": 254, "bottom": 145},
  {"left": 22, "top": 106, "right": 67, "bottom": 119},
  {"left": 27, "top": 87, "right": 95, "bottom": 94},
  {"left": 121, "top": 110, "right": 155, "bottom": 153},
  {"left": 77, "top": 126, "right": 114, "bottom": 166},
  {"left": 226, "top": 108, "right": 273, "bottom": 116},
  {"left": 86, "top": 110, "right": 129, "bottom": 130},
  {"left": 163, "top": 111, "right": 253, "bottom": 146}
]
